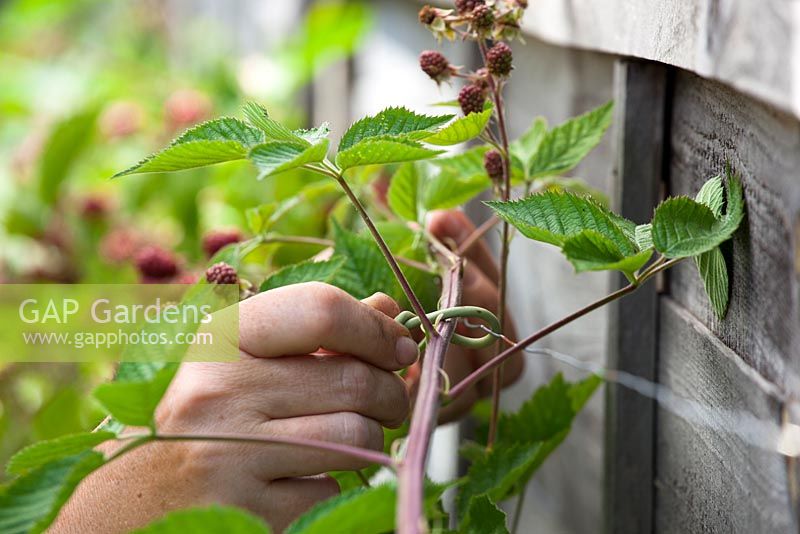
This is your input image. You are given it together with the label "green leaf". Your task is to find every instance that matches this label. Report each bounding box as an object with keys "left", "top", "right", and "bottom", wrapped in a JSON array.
[
  {"left": 114, "top": 117, "right": 267, "bottom": 177},
  {"left": 294, "top": 123, "right": 331, "bottom": 145},
  {"left": 694, "top": 174, "right": 724, "bottom": 217},
  {"left": 651, "top": 174, "right": 743, "bottom": 258},
  {"left": 0, "top": 451, "right": 104, "bottom": 534},
  {"left": 174, "top": 117, "right": 265, "bottom": 147},
  {"left": 260, "top": 257, "right": 345, "bottom": 292},
  {"left": 114, "top": 140, "right": 247, "bottom": 177},
  {"left": 457, "top": 443, "right": 543, "bottom": 519},
  {"left": 460, "top": 496, "right": 509, "bottom": 534},
  {"left": 335, "top": 137, "right": 443, "bottom": 171},
  {"left": 7, "top": 432, "right": 115, "bottom": 476},
  {"left": 39, "top": 109, "right": 97, "bottom": 204},
  {"left": 131, "top": 506, "right": 270, "bottom": 534},
  {"left": 690, "top": 174, "right": 732, "bottom": 318},
  {"left": 338, "top": 107, "right": 452, "bottom": 153},
  {"left": 497, "top": 374, "right": 574, "bottom": 444},
  {"left": 286, "top": 483, "right": 445, "bottom": 534},
  {"left": 422, "top": 146, "right": 493, "bottom": 210},
  {"left": 330, "top": 223, "right": 399, "bottom": 300},
  {"left": 423, "top": 171, "right": 491, "bottom": 211},
  {"left": 458, "top": 374, "right": 602, "bottom": 518},
  {"left": 249, "top": 139, "right": 330, "bottom": 179},
  {"left": 695, "top": 247, "right": 729, "bottom": 319},
  {"left": 432, "top": 145, "right": 489, "bottom": 179},
  {"left": 387, "top": 163, "right": 421, "bottom": 221},
  {"left": 510, "top": 117, "right": 547, "bottom": 179},
  {"left": 487, "top": 191, "right": 637, "bottom": 255},
  {"left": 635, "top": 223, "right": 653, "bottom": 251},
  {"left": 562, "top": 230, "right": 653, "bottom": 277},
  {"left": 247, "top": 181, "right": 341, "bottom": 234},
  {"left": 423, "top": 108, "right": 492, "bottom": 146},
  {"left": 242, "top": 102, "right": 304, "bottom": 143},
  {"left": 93, "top": 365, "right": 177, "bottom": 427},
  {"left": 527, "top": 102, "right": 613, "bottom": 179}
]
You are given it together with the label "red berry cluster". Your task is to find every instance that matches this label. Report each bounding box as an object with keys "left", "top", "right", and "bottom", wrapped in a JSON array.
[
  {"left": 484, "top": 150, "right": 504, "bottom": 182},
  {"left": 135, "top": 246, "right": 179, "bottom": 281},
  {"left": 486, "top": 42, "right": 513, "bottom": 76},
  {"left": 202, "top": 229, "right": 242, "bottom": 258},
  {"left": 471, "top": 4, "right": 494, "bottom": 31},
  {"left": 206, "top": 262, "right": 238, "bottom": 285},
  {"left": 419, "top": 50, "right": 452, "bottom": 84},
  {"left": 458, "top": 84, "right": 486, "bottom": 115}
]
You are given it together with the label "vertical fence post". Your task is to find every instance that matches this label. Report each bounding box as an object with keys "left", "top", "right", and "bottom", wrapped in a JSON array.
[{"left": 604, "top": 59, "right": 671, "bottom": 534}]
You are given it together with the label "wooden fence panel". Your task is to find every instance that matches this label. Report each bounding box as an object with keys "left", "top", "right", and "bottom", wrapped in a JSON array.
[
  {"left": 604, "top": 58, "right": 669, "bottom": 534},
  {"left": 655, "top": 299, "right": 796, "bottom": 533},
  {"left": 652, "top": 69, "right": 800, "bottom": 533}
]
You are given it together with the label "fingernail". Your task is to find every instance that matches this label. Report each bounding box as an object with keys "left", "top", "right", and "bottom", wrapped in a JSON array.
[{"left": 396, "top": 336, "right": 419, "bottom": 366}]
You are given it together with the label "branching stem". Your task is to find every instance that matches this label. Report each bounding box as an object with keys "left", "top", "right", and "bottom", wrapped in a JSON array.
[
  {"left": 448, "top": 257, "right": 681, "bottom": 398},
  {"left": 479, "top": 39, "right": 513, "bottom": 449},
  {"left": 110, "top": 431, "right": 393, "bottom": 468},
  {"left": 397, "top": 255, "right": 463, "bottom": 534},
  {"left": 334, "top": 174, "right": 436, "bottom": 336}
]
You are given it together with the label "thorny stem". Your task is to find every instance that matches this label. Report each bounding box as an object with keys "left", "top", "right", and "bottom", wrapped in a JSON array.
[
  {"left": 479, "top": 39, "right": 513, "bottom": 449},
  {"left": 108, "top": 431, "right": 394, "bottom": 468},
  {"left": 448, "top": 257, "right": 682, "bottom": 399},
  {"left": 397, "top": 254, "right": 463, "bottom": 534},
  {"left": 312, "top": 160, "right": 436, "bottom": 336}
]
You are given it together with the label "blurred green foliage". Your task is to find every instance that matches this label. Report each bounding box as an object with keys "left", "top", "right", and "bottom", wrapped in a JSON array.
[{"left": 0, "top": 0, "right": 372, "bottom": 474}]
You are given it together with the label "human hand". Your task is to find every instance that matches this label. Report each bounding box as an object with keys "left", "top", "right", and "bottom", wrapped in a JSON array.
[{"left": 55, "top": 283, "right": 415, "bottom": 533}]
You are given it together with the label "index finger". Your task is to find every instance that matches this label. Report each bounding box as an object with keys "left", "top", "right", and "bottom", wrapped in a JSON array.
[{"left": 238, "top": 282, "right": 419, "bottom": 371}]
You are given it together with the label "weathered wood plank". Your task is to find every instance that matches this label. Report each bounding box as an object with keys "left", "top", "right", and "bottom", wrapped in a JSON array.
[
  {"left": 521, "top": 0, "right": 800, "bottom": 119},
  {"left": 667, "top": 70, "right": 800, "bottom": 396},
  {"left": 655, "top": 298, "right": 797, "bottom": 533},
  {"left": 604, "top": 59, "right": 670, "bottom": 534}
]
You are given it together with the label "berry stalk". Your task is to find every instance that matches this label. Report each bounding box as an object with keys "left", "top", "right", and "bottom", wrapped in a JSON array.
[{"left": 478, "top": 38, "right": 514, "bottom": 449}]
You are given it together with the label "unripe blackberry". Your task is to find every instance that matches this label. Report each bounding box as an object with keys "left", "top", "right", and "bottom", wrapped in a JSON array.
[
  {"left": 484, "top": 150, "right": 504, "bottom": 182},
  {"left": 458, "top": 84, "right": 486, "bottom": 115},
  {"left": 486, "top": 42, "right": 513, "bottom": 76},
  {"left": 419, "top": 50, "right": 451, "bottom": 83},
  {"left": 135, "top": 246, "right": 178, "bottom": 280},
  {"left": 418, "top": 5, "right": 437, "bottom": 25},
  {"left": 472, "top": 4, "right": 494, "bottom": 31},
  {"left": 455, "top": 0, "right": 484, "bottom": 14},
  {"left": 206, "top": 262, "right": 238, "bottom": 285},
  {"left": 202, "top": 229, "right": 242, "bottom": 258}
]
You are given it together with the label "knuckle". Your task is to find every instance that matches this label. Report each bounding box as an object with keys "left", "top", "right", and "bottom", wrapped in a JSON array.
[
  {"left": 338, "top": 412, "right": 380, "bottom": 450},
  {"left": 307, "top": 283, "right": 347, "bottom": 336},
  {"left": 373, "top": 292, "right": 401, "bottom": 316},
  {"left": 340, "top": 360, "right": 376, "bottom": 410},
  {"left": 388, "top": 378, "right": 411, "bottom": 427},
  {"left": 155, "top": 364, "right": 229, "bottom": 430}
]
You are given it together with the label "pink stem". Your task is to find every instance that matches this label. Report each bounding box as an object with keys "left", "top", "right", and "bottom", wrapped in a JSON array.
[
  {"left": 448, "top": 283, "right": 638, "bottom": 398},
  {"left": 397, "top": 257, "right": 463, "bottom": 534},
  {"left": 153, "top": 432, "right": 394, "bottom": 467}
]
